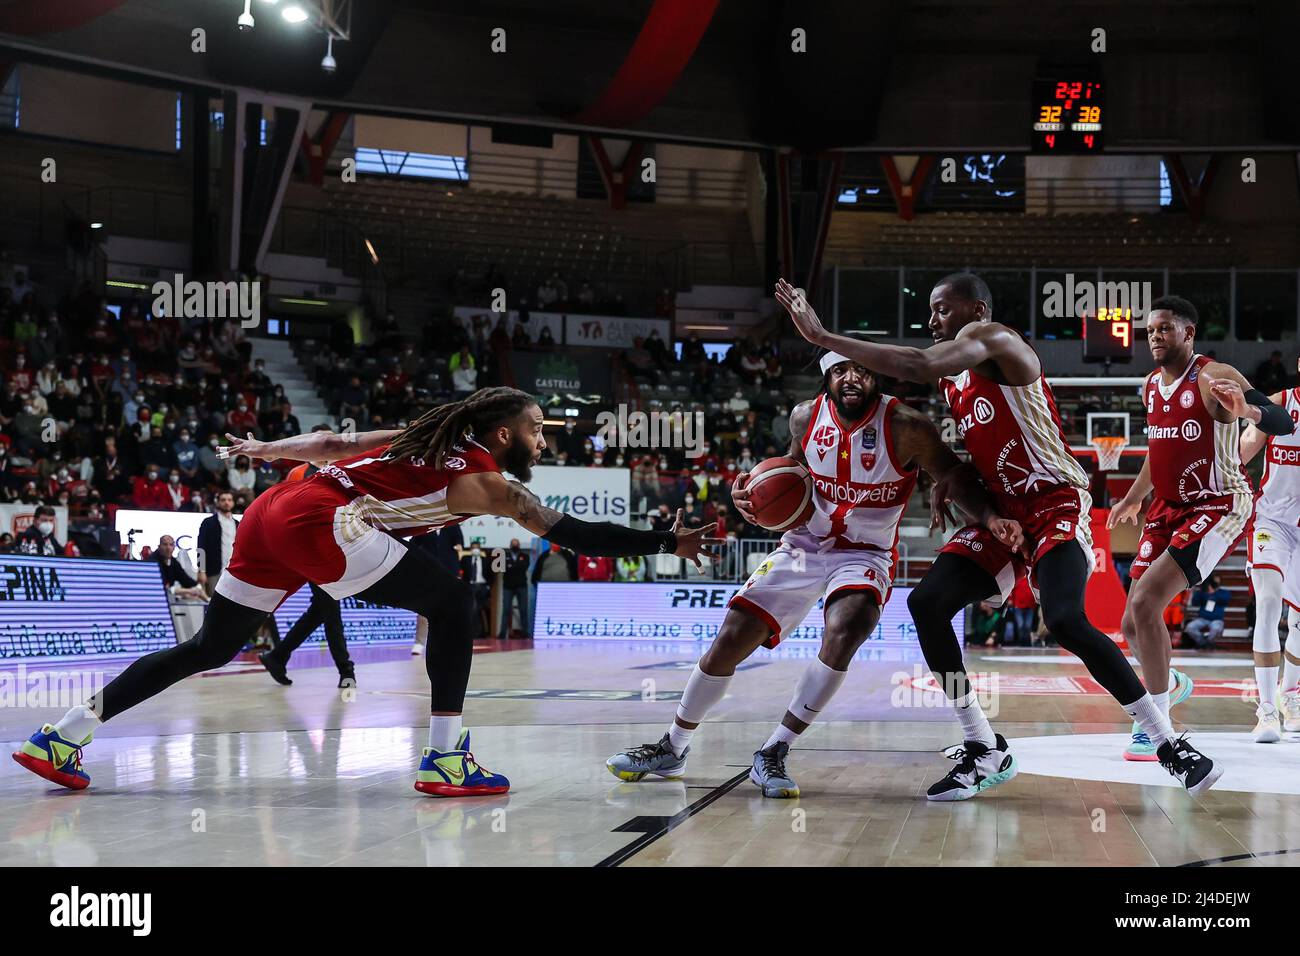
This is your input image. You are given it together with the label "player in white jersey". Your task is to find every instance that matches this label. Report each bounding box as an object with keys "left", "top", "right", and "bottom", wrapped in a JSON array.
[
  {"left": 1240, "top": 366, "right": 1300, "bottom": 740},
  {"left": 605, "top": 351, "right": 1021, "bottom": 798}
]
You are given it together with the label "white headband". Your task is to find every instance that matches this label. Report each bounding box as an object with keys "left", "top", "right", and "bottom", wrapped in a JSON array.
[{"left": 819, "top": 351, "right": 852, "bottom": 375}]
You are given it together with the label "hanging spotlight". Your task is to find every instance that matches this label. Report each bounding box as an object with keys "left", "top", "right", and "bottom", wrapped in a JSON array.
[
  {"left": 237, "top": 0, "right": 255, "bottom": 30},
  {"left": 321, "top": 34, "right": 337, "bottom": 73},
  {"left": 282, "top": 4, "right": 309, "bottom": 23}
]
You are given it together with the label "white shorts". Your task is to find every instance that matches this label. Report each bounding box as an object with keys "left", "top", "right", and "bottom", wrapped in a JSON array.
[
  {"left": 728, "top": 531, "right": 895, "bottom": 647},
  {"left": 1249, "top": 514, "right": 1300, "bottom": 610}
]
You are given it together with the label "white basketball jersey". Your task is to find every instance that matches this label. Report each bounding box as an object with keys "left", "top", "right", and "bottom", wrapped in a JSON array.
[
  {"left": 1256, "top": 388, "right": 1300, "bottom": 521},
  {"left": 796, "top": 392, "right": 918, "bottom": 553}
]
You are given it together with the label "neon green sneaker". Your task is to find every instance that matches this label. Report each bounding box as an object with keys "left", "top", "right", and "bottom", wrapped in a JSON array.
[{"left": 12, "top": 724, "right": 92, "bottom": 790}]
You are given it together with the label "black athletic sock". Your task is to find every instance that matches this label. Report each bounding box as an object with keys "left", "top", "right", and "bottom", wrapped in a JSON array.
[{"left": 907, "top": 552, "right": 999, "bottom": 700}]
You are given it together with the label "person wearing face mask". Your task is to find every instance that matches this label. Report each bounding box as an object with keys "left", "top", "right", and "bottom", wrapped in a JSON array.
[
  {"left": 18, "top": 506, "right": 61, "bottom": 557},
  {"left": 173, "top": 429, "right": 200, "bottom": 484},
  {"left": 227, "top": 399, "right": 258, "bottom": 438},
  {"left": 198, "top": 434, "right": 225, "bottom": 483},
  {"left": 227, "top": 454, "right": 256, "bottom": 494},
  {"left": 7, "top": 353, "right": 33, "bottom": 393},
  {"left": 555, "top": 419, "right": 586, "bottom": 462},
  {"left": 163, "top": 469, "right": 189, "bottom": 511},
  {"left": 131, "top": 464, "right": 170, "bottom": 510},
  {"left": 459, "top": 542, "right": 493, "bottom": 638}
]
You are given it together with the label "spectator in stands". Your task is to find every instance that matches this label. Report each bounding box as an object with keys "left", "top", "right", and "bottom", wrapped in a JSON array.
[
  {"left": 198, "top": 435, "right": 225, "bottom": 484},
  {"left": 1255, "top": 351, "right": 1291, "bottom": 396},
  {"left": 651, "top": 502, "right": 675, "bottom": 532},
  {"left": 12, "top": 396, "right": 44, "bottom": 455},
  {"left": 264, "top": 401, "right": 300, "bottom": 441},
  {"left": 497, "top": 538, "right": 531, "bottom": 639},
  {"left": 19, "top": 506, "right": 60, "bottom": 556},
  {"left": 532, "top": 542, "right": 577, "bottom": 583},
  {"left": 173, "top": 428, "right": 200, "bottom": 484},
  {"left": 132, "top": 464, "right": 169, "bottom": 510},
  {"left": 622, "top": 337, "right": 658, "bottom": 387},
  {"left": 8, "top": 355, "right": 33, "bottom": 394},
  {"left": 536, "top": 326, "right": 556, "bottom": 350},
  {"left": 449, "top": 346, "right": 477, "bottom": 400},
  {"left": 227, "top": 398, "right": 258, "bottom": 438},
  {"left": 616, "top": 554, "right": 648, "bottom": 583},
  {"left": 228, "top": 455, "right": 256, "bottom": 496},
  {"left": 1183, "top": 574, "right": 1231, "bottom": 649},
  {"left": 578, "top": 553, "right": 614, "bottom": 582},
  {"left": 511, "top": 323, "right": 530, "bottom": 349},
  {"left": 459, "top": 541, "right": 493, "bottom": 638},
  {"left": 197, "top": 490, "right": 237, "bottom": 597},
  {"left": 162, "top": 468, "right": 189, "bottom": 511}
]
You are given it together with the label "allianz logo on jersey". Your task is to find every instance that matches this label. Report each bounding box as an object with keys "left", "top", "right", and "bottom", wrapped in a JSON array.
[
  {"left": 812, "top": 474, "right": 908, "bottom": 505},
  {"left": 1146, "top": 420, "right": 1202, "bottom": 442}
]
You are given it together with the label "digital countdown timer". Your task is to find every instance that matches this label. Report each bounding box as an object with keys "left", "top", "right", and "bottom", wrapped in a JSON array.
[
  {"left": 1031, "top": 77, "right": 1104, "bottom": 153},
  {"left": 1083, "top": 308, "right": 1134, "bottom": 361}
]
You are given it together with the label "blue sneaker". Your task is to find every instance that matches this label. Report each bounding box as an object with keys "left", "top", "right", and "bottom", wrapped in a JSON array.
[
  {"left": 415, "top": 729, "right": 509, "bottom": 797},
  {"left": 12, "top": 724, "right": 92, "bottom": 790}
]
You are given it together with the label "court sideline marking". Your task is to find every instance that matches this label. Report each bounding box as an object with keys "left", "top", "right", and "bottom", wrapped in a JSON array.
[{"left": 595, "top": 770, "right": 750, "bottom": 867}]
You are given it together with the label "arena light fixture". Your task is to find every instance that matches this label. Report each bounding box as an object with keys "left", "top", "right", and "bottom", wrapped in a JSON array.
[
  {"left": 282, "top": 4, "right": 309, "bottom": 24},
  {"left": 321, "top": 34, "right": 337, "bottom": 73},
  {"left": 237, "top": 0, "right": 255, "bottom": 30},
  {"left": 90, "top": 222, "right": 103, "bottom": 230},
  {"left": 364, "top": 237, "right": 378, "bottom": 264}
]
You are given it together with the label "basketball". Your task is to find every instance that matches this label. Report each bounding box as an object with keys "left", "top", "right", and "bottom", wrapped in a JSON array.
[{"left": 745, "top": 456, "right": 814, "bottom": 531}]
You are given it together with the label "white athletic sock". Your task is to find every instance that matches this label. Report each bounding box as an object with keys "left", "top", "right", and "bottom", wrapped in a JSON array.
[
  {"left": 786, "top": 657, "right": 848, "bottom": 724},
  {"left": 1153, "top": 690, "right": 1171, "bottom": 723},
  {"left": 428, "top": 715, "right": 462, "bottom": 752},
  {"left": 668, "top": 665, "right": 732, "bottom": 756},
  {"left": 53, "top": 704, "right": 100, "bottom": 745},
  {"left": 763, "top": 724, "right": 800, "bottom": 751},
  {"left": 1284, "top": 610, "right": 1300, "bottom": 693},
  {"left": 952, "top": 691, "right": 996, "bottom": 748},
  {"left": 1124, "top": 693, "right": 1175, "bottom": 748},
  {"left": 1257, "top": 667, "right": 1281, "bottom": 710}
]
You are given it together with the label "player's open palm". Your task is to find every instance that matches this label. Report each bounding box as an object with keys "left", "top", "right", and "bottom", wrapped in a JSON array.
[
  {"left": 730, "top": 471, "right": 758, "bottom": 524},
  {"left": 775, "top": 278, "right": 825, "bottom": 345},
  {"left": 1107, "top": 497, "right": 1142, "bottom": 529},
  {"left": 670, "top": 509, "right": 716, "bottom": 568}
]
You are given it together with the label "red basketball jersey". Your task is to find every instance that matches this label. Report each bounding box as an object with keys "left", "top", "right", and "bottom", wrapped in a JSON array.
[
  {"left": 313, "top": 438, "right": 500, "bottom": 537},
  {"left": 938, "top": 366, "right": 1088, "bottom": 510},
  {"left": 1143, "top": 354, "right": 1250, "bottom": 504}
]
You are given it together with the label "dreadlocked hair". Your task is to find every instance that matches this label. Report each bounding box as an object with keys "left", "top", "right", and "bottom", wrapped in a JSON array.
[{"left": 386, "top": 386, "right": 536, "bottom": 468}]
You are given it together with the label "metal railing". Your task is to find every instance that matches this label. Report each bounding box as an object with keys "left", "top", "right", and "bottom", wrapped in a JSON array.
[{"left": 638, "top": 538, "right": 913, "bottom": 585}]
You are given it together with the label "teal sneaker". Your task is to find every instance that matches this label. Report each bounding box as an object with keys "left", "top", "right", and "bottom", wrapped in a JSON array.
[
  {"left": 1124, "top": 726, "right": 1159, "bottom": 761},
  {"left": 12, "top": 724, "right": 92, "bottom": 790}
]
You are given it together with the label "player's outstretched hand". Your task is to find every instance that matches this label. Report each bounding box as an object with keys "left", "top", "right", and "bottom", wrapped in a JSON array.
[
  {"left": 987, "top": 517, "right": 1025, "bottom": 555},
  {"left": 1107, "top": 497, "right": 1142, "bottom": 529},
  {"left": 775, "top": 278, "right": 826, "bottom": 345},
  {"left": 670, "top": 509, "right": 717, "bottom": 569},
  {"left": 730, "top": 471, "right": 758, "bottom": 525},
  {"left": 928, "top": 473, "right": 959, "bottom": 533},
  {"left": 219, "top": 432, "right": 271, "bottom": 463}
]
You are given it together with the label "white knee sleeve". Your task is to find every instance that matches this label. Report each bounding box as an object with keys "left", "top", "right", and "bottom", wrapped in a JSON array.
[
  {"left": 786, "top": 657, "right": 848, "bottom": 724},
  {"left": 675, "top": 664, "right": 732, "bottom": 724},
  {"left": 1251, "top": 568, "right": 1284, "bottom": 655}
]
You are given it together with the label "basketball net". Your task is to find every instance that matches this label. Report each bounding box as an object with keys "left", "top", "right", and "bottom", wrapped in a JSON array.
[{"left": 1089, "top": 435, "right": 1128, "bottom": 472}]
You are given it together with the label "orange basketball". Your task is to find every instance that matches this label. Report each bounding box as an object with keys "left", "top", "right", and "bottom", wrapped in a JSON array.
[{"left": 745, "top": 456, "right": 814, "bottom": 532}]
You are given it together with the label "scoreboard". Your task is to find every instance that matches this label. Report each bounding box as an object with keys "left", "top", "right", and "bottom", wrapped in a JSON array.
[
  {"left": 1031, "top": 76, "right": 1103, "bottom": 153},
  {"left": 1082, "top": 308, "right": 1135, "bottom": 362}
]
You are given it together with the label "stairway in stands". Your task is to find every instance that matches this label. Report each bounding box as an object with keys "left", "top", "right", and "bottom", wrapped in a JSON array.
[{"left": 248, "top": 337, "right": 334, "bottom": 433}]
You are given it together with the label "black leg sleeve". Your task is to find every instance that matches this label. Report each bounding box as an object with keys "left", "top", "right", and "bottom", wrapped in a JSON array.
[
  {"left": 91, "top": 593, "right": 268, "bottom": 722},
  {"left": 1035, "top": 543, "right": 1146, "bottom": 706},
  {"left": 317, "top": 585, "right": 352, "bottom": 672},
  {"left": 907, "top": 552, "right": 999, "bottom": 700},
  {"left": 273, "top": 589, "right": 328, "bottom": 662},
  {"left": 354, "top": 547, "right": 477, "bottom": 713}
]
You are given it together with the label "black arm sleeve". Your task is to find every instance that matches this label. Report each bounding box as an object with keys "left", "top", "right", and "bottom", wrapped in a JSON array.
[
  {"left": 545, "top": 514, "right": 676, "bottom": 558},
  {"left": 1245, "top": 388, "right": 1294, "bottom": 436}
]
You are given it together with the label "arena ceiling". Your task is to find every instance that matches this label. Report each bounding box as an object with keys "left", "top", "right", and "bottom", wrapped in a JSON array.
[{"left": 0, "top": 0, "right": 1297, "bottom": 150}]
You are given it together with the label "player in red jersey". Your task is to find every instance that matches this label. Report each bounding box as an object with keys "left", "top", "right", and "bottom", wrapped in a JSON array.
[
  {"left": 779, "top": 274, "right": 1222, "bottom": 797},
  {"left": 1109, "top": 296, "right": 1293, "bottom": 757},
  {"left": 13, "top": 387, "right": 713, "bottom": 796}
]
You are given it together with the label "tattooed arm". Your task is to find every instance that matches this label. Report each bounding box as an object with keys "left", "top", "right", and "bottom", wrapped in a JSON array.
[{"left": 446, "top": 473, "right": 715, "bottom": 565}]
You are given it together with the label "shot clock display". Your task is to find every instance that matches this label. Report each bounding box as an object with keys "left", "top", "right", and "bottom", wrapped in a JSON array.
[
  {"left": 1082, "top": 308, "right": 1134, "bottom": 362},
  {"left": 1031, "top": 77, "right": 1103, "bottom": 153}
]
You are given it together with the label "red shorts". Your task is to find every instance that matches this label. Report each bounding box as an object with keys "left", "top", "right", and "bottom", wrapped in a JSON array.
[
  {"left": 939, "top": 484, "right": 1094, "bottom": 606},
  {"left": 217, "top": 478, "right": 407, "bottom": 611},
  {"left": 1129, "top": 494, "right": 1252, "bottom": 587}
]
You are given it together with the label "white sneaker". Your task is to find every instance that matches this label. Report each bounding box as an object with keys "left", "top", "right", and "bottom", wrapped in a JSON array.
[
  {"left": 1282, "top": 692, "right": 1300, "bottom": 733},
  {"left": 1254, "top": 703, "right": 1282, "bottom": 743}
]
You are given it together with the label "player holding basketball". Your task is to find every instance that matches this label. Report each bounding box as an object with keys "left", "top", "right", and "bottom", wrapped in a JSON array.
[
  {"left": 1111, "top": 309, "right": 1293, "bottom": 748},
  {"left": 605, "top": 352, "right": 1020, "bottom": 798},
  {"left": 1239, "top": 360, "right": 1300, "bottom": 740},
  {"left": 781, "top": 274, "right": 1223, "bottom": 797},
  {"left": 13, "top": 387, "right": 713, "bottom": 796}
]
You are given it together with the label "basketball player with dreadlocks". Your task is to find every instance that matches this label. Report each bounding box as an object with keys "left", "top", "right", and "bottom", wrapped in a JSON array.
[
  {"left": 13, "top": 387, "right": 714, "bottom": 797},
  {"left": 605, "top": 353, "right": 1022, "bottom": 798},
  {"left": 779, "top": 274, "right": 1224, "bottom": 797}
]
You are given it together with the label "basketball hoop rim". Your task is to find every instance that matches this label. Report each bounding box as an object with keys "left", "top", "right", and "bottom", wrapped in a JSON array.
[{"left": 1088, "top": 435, "right": 1129, "bottom": 471}]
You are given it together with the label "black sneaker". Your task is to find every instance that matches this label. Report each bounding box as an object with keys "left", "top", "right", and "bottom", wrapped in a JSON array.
[
  {"left": 926, "top": 733, "right": 1018, "bottom": 801},
  {"left": 1157, "top": 735, "right": 1223, "bottom": 795},
  {"left": 258, "top": 651, "right": 292, "bottom": 686}
]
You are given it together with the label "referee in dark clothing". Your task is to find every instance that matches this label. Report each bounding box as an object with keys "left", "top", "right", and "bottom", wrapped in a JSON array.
[{"left": 257, "top": 462, "right": 357, "bottom": 688}]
